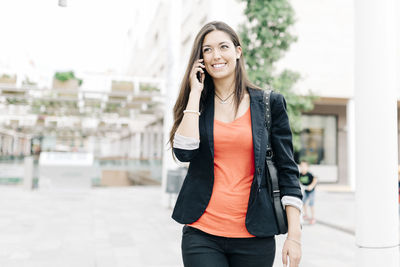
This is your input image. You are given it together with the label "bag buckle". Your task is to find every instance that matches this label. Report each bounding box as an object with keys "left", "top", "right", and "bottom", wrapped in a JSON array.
[
  {"left": 272, "top": 189, "right": 280, "bottom": 197},
  {"left": 266, "top": 149, "right": 273, "bottom": 159}
]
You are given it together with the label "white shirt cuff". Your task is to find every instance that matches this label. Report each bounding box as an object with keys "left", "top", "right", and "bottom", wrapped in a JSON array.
[
  {"left": 281, "top": 196, "right": 303, "bottom": 212},
  {"left": 173, "top": 133, "right": 200, "bottom": 150}
]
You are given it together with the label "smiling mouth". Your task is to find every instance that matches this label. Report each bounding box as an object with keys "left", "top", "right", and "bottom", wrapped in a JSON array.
[{"left": 211, "top": 63, "right": 226, "bottom": 69}]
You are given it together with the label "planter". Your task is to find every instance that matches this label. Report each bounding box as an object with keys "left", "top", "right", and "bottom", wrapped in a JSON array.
[
  {"left": 0, "top": 75, "right": 20, "bottom": 96},
  {"left": 140, "top": 83, "right": 159, "bottom": 93},
  {"left": 53, "top": 79, "right": 79, "bottom": 99},
  {"left": 0, "top": 74, "right": 16, "bottom": 85},
  {"left": 109, "top": 81, "right": 134, "bottom": 102},
  {"left": 53, "top": 79, "right": 79, "bottom": 90},
  {"left": 111, "top": 81, "right": 134, "bottom": 92},
  {"left": 1, "top": 83, "right": 27, "bottom": 100}
]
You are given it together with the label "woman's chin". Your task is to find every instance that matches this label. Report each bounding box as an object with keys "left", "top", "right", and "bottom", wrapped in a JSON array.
[{"left": 209, "top": 72, "right": 232, "bottom": 80}]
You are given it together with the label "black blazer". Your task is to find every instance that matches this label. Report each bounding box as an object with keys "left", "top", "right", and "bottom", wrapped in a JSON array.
[{"left": 172, "top": 87, "right": 302, "bottom": 237}]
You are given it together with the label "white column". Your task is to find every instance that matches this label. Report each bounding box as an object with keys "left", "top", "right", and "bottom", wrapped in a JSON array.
[
  {"left": 122, "top": 138, "right": 127, "bottom": 157},
  {"left": 129, "top": 135, "right": 134, "bottom": 158},
  {"left": 23, "top": 156, "right": 33, "bottom": 190},
  {"left": 147, "top": 131, "right": 151, "bottom": 159},
  {"left": 346, "top": 99, "right": 356, "bottom": 191},
  {"left": 148, "top": 131, "right": 155, "bottom": 159},
  {"left": 156, "top": 131, "right": 163, "bottom": 159},
  {"left": 125, "top": 137, "right": 130, "bottom": 157},
  {"left": 139, "top": 132, "right": 144, "bottom": 159},
  {"left": 134, "top": 79, "right": 140, "bottom": 94},
  {"left": 26, "top": 138, "right": 32, "bottom": 155},
  {"left": 161, "top": 0, "right": 182, "bottom": 207},
  {"left": 154, "top": 132, "right": 159, "bottom": 159},
  {"left": 122, "top": 137, "right": 127, "bottom": 158},
  {"left": 13, "top": 136, "right": 19, "bottom": 156},
  {"left": 113, "top": 140, "right": 119, "bottom": 157},
  {"left": 142, "top": 131, "right": 148, "bottom": 159},
  {"left": 129, "top": 134, "right": 134, "bottom": 159},
  {"left": 7, "top": 136, "right": 13, "bottom": 155},
  {"left": 354, "top": 0, "right": 399, "bottom": 266},
  {"left": 135, "top": 133, "right": 141, "bottom": 159}
]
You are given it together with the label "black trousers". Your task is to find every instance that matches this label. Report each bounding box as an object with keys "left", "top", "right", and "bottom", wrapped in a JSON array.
[{"left": 181, "top": 226, "right": 276, "bottom": 267}]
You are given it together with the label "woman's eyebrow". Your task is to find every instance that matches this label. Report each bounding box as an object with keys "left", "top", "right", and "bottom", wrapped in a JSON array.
[{"left": 202, "top": 41, "right": 230, "bottom": 48}]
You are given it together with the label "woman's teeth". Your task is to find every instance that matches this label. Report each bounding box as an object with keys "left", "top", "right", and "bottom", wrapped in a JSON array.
[{"left": 212, "top": 63, "right": 226, "bottom": 69}]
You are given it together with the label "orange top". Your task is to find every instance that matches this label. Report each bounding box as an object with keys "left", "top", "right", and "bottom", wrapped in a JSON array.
[{"left": 188, "top": 106, "right": 255, "bottom": 237}]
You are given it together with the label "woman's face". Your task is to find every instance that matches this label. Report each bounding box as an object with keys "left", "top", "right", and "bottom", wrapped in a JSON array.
[{"left": 201, "top": 30, "right": 242, "bottom": 82}]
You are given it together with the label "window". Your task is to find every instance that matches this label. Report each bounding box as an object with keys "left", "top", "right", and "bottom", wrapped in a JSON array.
[{"left": 298, "top": 115, "right": 337, "bottom": 165}]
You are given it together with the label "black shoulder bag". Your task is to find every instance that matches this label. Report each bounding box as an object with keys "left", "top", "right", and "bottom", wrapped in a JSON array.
[{"left": 263, "top": 89, "right": 288, "bottom": 234}]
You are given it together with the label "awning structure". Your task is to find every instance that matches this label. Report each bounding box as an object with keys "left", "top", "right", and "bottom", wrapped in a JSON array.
[{"left": 0, "top": 72, "right": 166, "bottom": 138}]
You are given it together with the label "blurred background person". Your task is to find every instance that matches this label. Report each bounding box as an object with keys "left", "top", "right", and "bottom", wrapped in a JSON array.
[{"left": 299, "top": 161, "right": 317, "bottom": 225}]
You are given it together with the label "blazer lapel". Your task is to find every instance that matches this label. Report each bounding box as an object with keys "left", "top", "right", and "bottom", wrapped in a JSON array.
[
  {"left": 249, "top": 88, "right": 267, "bottom": 183},
  {"left": 203, "top": 92, "right": 215, "bottom": 159}
]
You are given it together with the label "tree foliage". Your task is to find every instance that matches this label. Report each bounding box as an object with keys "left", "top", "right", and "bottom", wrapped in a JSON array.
[{"left": 238, "top": 0, "right": 316, "bottom": 152}]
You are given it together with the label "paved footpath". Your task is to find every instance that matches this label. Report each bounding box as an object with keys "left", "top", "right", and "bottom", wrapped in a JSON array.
[{"left": 0, "top": 185, "right": 397, "bottom": 267}]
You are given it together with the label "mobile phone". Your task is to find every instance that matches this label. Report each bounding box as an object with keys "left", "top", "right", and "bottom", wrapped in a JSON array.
[
  {"left": 196, "top": 71, "right": 202, "bottom": 83},
  {"left": 196, "top": 57, "right": 204, "bottom": 83}
]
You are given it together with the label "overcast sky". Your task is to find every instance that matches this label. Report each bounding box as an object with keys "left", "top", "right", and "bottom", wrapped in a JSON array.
[{"left": 0, "top": 0, "right": 156, "bottom": 74}]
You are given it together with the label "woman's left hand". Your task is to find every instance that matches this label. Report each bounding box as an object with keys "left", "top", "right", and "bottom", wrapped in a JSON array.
[{"left": 282, "top": 238, "right": 302, "bottom": 267}]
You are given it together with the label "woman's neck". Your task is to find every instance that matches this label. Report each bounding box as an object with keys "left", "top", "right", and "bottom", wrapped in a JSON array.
[{"left": 213, "top": 76, "right": 235, "bottom": 98}]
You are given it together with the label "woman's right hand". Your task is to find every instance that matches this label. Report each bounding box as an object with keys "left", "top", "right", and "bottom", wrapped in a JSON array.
[{"left": 189, "top": 59, "right": 205, "bottom": 93}]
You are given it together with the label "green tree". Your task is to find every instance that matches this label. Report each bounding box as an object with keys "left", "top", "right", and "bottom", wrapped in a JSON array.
[{"left": 238, "top": 0, "right": 316, "bottom": 153}]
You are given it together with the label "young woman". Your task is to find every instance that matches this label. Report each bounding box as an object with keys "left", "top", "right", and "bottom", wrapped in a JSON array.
[{"left": 169, "top": 21, "right": 303, "bottom": 267}]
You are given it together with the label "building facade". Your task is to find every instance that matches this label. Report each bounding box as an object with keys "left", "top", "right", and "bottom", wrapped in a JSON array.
[{"left": 125, "top": 0, "right": 400, "bottom": 189}]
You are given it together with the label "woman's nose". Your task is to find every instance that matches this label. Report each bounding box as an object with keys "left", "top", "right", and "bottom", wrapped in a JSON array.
[{"left": 212, "top": 49, "right": 222, "bottom": 59}]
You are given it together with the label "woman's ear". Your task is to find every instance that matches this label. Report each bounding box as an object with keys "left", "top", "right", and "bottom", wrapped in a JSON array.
[{"left": 236, "top": 46, "right": 242, "bottom": 59}]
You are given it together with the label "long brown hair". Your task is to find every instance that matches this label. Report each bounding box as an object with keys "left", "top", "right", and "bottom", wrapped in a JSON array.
[{"left": 169, "top": 21, "right": 260, "bottom": 150}]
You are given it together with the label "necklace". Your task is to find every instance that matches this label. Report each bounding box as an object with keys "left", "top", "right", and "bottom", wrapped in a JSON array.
[{"left": 215, "top": 91, "right": 235, "bottom": 104}]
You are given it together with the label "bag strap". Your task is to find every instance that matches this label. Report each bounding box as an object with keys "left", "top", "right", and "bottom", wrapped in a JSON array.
[
  {"left": 263, "top": 89, "right": 278, "bottom": 194},
  {"left": 263, "top": 89, "right": 288, "bottom": 234},
  {"left": 264, "top": 89, "right": 273, "bottom": 156}
]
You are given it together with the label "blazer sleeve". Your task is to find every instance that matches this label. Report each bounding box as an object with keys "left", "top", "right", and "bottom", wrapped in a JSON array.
[
  {"left": 173, "top": 147, "right": 200, "bottom": 162},
  {"left": 172, "top": 133, "right": 200, "bottom": 162},
  {"left": 270, "top": 92, "right": 302, "bottom": 200}
]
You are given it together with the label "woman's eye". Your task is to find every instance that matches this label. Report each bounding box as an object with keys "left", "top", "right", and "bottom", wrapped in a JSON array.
[
  {"left": 221, "top": 45, "right": 229, "bottom": 49},
  {"left": 203, "top": 48, "right": 211, "bottom": 53}
]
